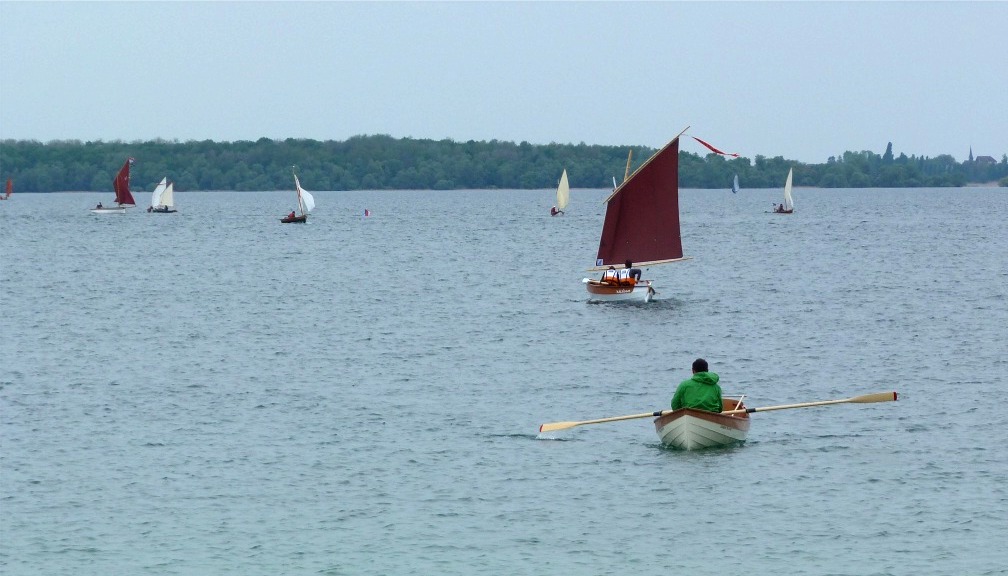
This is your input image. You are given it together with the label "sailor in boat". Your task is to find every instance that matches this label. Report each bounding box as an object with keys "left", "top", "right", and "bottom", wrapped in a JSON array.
[
  {"left": 600, "top": 265, "right": 618, "bottom": 284},
  {"left": 550, "top": 205, "right": 563, "bottom": 216},
  {"left": 95, "top": 202, "right": 103, "bottom": 209},
  {"left": 621, "top": 260, "right": 641, "bottom": 285},
  {"left": 670, "top": 358, "right": 724, "bottom": 413},
  {"left": 288, "top": 210, "right": 296, "bottom": 219}
]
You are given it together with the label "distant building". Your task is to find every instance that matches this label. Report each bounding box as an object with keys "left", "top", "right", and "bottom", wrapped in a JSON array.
[{"left": 975, "top": 155, "right": 996, "bottom": 165}]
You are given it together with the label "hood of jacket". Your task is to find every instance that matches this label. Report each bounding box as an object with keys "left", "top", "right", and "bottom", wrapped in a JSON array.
[{"left": 691, "top": 371, "right": 720, "bottom": 386}]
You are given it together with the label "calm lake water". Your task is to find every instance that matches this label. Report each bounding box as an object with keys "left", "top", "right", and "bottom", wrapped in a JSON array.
[{"left": 2, "top": 187, "right": 1006, "bottom": 575}]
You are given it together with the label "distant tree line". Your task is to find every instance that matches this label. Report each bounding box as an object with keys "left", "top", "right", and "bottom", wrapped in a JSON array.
[{"left": 2, "top": 135, "right": 1006, "bottom": 193}]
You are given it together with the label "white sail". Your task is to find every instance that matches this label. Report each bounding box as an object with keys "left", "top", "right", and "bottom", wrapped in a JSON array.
[
  {"left": 301, "top": 189, "right": 315, "bottom": 214},
  {"left": 783, "top": 168, "right": 794, "bottom": 211},
  {"left": 161, "top": 182, "right": 174, "bottom": 208},
  {"left": 732, "top": 174, "right": 739, "bottom": 194},
  {"left": 556, "top": 169, "right": 570, "bottom": 211},
  {"left": 150, "top": 177, "right": 167, "bottom": 207},
  {"left": 295, "top": 174, "right": 315, "bottom": 215}
]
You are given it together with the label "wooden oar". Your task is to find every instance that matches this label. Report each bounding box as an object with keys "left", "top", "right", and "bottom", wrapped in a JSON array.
[
  {"left": 720, "top": 391, "right": 898, "bottom": 415},
  {"left": 539, "top": 410, "right": 674, "bottom": 434},
  {"left": 538, "top": 392, "right": 898, "bottom": 434}
]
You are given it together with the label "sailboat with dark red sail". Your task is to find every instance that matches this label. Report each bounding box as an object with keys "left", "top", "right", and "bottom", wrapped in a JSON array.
[
  {"left": 583, "top": 129, "right": 691, "bottom": 302},
  {"left": 2, "top": 178, "right": 11, "bottom": 200},
  {"left": 91, "top": 158, "right": 137, "bottom": 213}
]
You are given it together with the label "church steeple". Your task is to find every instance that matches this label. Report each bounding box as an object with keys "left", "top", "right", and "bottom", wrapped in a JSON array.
[{"left": 969, "top": 146, "right": 974, "bottom": 162}]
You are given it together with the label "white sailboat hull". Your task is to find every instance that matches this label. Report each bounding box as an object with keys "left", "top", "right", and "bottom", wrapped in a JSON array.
[
  {"left": 584, "top": 279, "right": 655, "bottom": 302},
  {"left": 91, "top": 207, "right": 126, "bottom": 214}
]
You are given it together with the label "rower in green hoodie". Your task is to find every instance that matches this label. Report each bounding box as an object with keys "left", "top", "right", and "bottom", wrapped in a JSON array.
[{"left": 671, "top": 358, "right": 723, "bottom": 413}]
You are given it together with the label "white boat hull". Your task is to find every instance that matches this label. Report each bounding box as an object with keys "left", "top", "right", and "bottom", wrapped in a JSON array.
[
  {"left": 654, "top": 402, "right": 750, "bottom": 450},
  {"left": 584, "top": 279, "right": 655, "bottom": 302},
  {"left": 90, "top": 207, "right": 126, "bottom": 214}
]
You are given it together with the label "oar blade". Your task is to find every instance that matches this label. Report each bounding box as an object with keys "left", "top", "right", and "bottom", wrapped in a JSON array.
[
  {"left": 849, "top": 391, "right": 898, "bottom": 403},
  {"left": 539, "top": 421, "right": 579, "bottom": 433}
]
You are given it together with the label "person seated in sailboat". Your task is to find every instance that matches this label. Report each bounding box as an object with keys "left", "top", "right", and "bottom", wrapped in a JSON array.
[
  {"left": 96, "top": 202, "right": 103, "bottom": 209},
  {"left": 619, "top": 260, "right": 641, "bottom": 286},
  {"left": 601, "top": 266, "right": 619, "bottom": 285},
  {"left": 288, "top": 210, "right": 296, "bottom": 219},
  {"left": 550, "top": 205, "right": 563, "bottom": 216}
]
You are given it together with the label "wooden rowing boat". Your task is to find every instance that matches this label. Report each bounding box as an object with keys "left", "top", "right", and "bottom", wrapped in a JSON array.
[{"left": 653, "top": 398, "right": 750, "bottom": 450}]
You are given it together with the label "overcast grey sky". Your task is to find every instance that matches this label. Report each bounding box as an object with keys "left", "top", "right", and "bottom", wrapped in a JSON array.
[{"left": 1, "top": 1, "right": 1005, "bottom": 163}]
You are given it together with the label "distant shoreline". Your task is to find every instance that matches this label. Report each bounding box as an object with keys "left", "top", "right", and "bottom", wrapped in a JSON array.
[{"left": 2, "top": 136, "right": 1005, "bottom": 191}]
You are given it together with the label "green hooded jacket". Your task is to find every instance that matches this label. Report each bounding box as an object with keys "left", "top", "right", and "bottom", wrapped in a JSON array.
[{"left": 671, "top": 371, "right": 723, "bottom": 412}]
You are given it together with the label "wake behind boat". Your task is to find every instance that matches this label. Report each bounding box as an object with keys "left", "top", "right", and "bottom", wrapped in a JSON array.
[
  {"left": 91, "top": 157, "right": 136, "bottom": 214},
  {"left": 583, "top": 130, "right": 690, "bottom": 302}
]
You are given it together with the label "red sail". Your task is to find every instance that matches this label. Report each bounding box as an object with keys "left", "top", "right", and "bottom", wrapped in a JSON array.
[
  {"left": 596, "top": 138, "right": 683, "bottom": 268},
  {"left": 113, "top": 158, "right": 136, "bottom": 206},
  {"left": 4, "top": 178, "right": 11, "bottom": 199},
  {"left": 692, "top": 136, "right": 739, "bottom": 157}
]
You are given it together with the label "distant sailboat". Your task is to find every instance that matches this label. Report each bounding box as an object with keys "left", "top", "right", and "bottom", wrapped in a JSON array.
[
  {"left": 774, "top": 168, "right": 794, "bottom": 214},
  {"left": 583, "top": 129, "right": 691, "bottom": 302},
  {"left": 2, "top": 178, "right": 11, "bottom": 200},
  {"left": 731, "top": 173, "right": 739, "bottom": 194},
  {"left": 551, "top": 169, "right": 569, "bottom": 216},
  {"left": 281, "top": 168, "right": 315, "bottom": 223},
  {"left": 148, "top": 177, "right": 177, "bottom": 213},
  {"left": 91, "top": 158, "right": 136, "bottom": 213}
]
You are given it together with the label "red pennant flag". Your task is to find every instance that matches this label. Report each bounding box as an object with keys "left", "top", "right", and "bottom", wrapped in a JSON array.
[{"left": 692, "top": 136, "right": 739, "bottom": 158}]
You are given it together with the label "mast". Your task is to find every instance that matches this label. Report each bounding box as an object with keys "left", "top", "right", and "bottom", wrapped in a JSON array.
[{"left": 623, "top": 149, "right": 633, "bottom": 184}]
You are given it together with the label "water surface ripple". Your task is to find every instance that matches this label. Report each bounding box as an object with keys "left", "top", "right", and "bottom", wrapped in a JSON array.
[{"left": 2, "top": 188, "right": 1006, "bottom": 575}]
